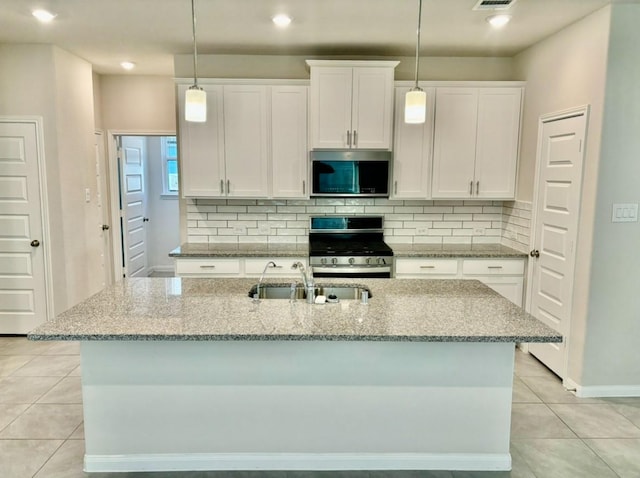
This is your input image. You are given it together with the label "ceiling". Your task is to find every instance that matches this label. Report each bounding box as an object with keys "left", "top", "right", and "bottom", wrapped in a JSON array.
[{"left": 0, "top": 0, "right": 628, "bottom": 75}]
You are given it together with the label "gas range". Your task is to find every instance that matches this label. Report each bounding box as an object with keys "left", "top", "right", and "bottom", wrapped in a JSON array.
[{"left": 308, "top": 216, "right": 393, "bottom": 278}]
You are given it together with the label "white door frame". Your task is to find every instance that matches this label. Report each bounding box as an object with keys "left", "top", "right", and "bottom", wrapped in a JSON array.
[
  {"left": 0, "top": 116, "right": 54, "bottom": 323},
  {"left": 525, "top": 105, "right": 590, "bottom": 383},
  {"left": 106, "top": 130, "right": 175, "bottom": 281}
]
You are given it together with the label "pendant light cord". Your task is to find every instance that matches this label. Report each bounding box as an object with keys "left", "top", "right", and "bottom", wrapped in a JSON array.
[
  {"left": 413, "top": 0, "right": 423, "bottom": 90},
  {"left": 191, "top": 0, "right": 199, "bottom": 88}
]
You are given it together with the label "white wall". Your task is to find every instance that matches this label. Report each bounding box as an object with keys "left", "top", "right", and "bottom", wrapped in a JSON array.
[
  {"left": 146, "top": 137, "right": 180, "bottom": 270},
  {"left": 174, "top": 54, "right": 515, "bottom": 81},
  {"left": 581, "top": 4, "right": 640, "bottom": 387},
  {"left": 0, "top": 44, "right": 101, "bottom": 314}
]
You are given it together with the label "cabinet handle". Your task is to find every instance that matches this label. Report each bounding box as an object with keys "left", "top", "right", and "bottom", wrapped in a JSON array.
[
  {"left": 420, "top": 265, "right": 436, "bottom": 269},
  {"left": 220, "top": 179, "right": 224, "bottom": 194},
  {"left": 346, "top": 130, "right": 351, "bottom": 147},
  {"left": 469, "top": 181, "right": 473, "bottom": 196},
  {"left": 394, "top": 181, "right": 398, "bottom": 195},
  {"left": 353, "top": 130, "right": 357, "bottom": 147},
  {"left": 199, "top": 265, "right": 216, "bottom": 269},
  {"left": 227, "top": 179, "right": 230, "bottom": 194},
  {"left": 302, "top": 180, "right": 306, "bottom": 195},
  {"left": 476, "top": 181, "right": 480, "bottom": 195},
  {"left": 487, "top": 266, "right": 503, "bottom": 269}
]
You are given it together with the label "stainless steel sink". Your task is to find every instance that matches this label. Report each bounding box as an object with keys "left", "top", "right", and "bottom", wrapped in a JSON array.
[{"left": 248, "top": 283, "right": 372, "bottom": 300}]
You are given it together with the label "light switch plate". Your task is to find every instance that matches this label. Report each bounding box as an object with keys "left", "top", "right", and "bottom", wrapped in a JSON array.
[{"left": 612, "top": 203, "right": 638, "bottom": 223}]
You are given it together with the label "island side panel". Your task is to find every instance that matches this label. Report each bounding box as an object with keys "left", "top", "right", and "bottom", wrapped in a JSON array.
[{"left": 81, "top": 340, "right": 514, "bottom": 472}]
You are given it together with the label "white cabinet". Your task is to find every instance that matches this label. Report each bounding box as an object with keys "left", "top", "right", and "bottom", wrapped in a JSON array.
[
  {"left": 223, "top": 85, "right": 269, "bottom": 198},
  {"left": 395, "top": 257, "right": 525, "bottom": 306},
  {"left": 431, "top": 87, "right": 522, "bottom": 200},
  {"left": 391, "top": 86, "right": 435, "bottom": 199},
  {"left": 307, "top": 61, "right": 398, "bottom": 150},
  {"left": 178, "top": 84, "right": 225, "bottom": 197},
  {"left": 271, "top": 86, "right": 308, "bottom": 198},
  {"left": 178, "top": 83, "right": 308, "bottom": 199},
  {"left": 175, "top": 256, "right": 307, "bottom": 278}
]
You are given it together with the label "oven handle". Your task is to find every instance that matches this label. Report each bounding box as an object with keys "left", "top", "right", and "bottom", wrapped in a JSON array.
[{"left": 311, "top": 265, "right": 393, "bottom": 275}]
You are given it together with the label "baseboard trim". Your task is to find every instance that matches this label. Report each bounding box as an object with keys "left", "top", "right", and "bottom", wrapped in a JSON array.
[
  {"left": 570, "top": 382, "right": 640, "bottom": 398},
  {"left": 84, "top": 452, "right": 512, "bottom": 473},
  {"left": 149, "top": 265, "right": 175, "bottom": 273}
]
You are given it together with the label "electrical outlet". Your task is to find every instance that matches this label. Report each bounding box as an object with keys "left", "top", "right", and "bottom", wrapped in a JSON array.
[
  {"left": 416, "top": 227, "right": 429, "bottom": 235},
  {"left": 473, "top": 227, "right": 486, "bottom": 235},
  {"left": 232, "top": 225, "right": 247, "bottom": 235}
]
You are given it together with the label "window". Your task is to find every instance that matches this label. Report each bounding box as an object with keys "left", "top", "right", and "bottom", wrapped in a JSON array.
[{"left": 162, "top": 136, "right": 179, "bottom": 196}]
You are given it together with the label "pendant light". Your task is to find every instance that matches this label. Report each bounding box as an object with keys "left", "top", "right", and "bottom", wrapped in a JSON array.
[
  {"left": 405, "top": 0, "right": 426, "bottom": 124},
  {"left": 185, "top": 0, "right": 206, "bottom": 122}
]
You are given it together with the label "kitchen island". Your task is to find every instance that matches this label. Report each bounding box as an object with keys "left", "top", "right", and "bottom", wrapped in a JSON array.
[{"left": 29, "top": 277, "right": 560, "bottom": 473}]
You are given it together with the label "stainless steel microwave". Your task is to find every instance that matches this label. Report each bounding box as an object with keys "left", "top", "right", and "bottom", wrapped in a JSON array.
[{"left": 311, "top": 150, "right": 391, "bottom": 197}]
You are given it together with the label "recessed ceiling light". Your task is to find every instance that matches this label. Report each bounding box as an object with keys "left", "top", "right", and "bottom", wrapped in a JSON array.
[
  {"left": 32, "top": 9, "right": 56, "bottom": 23},
  {"left": 486, "top": 14, "right": 511, "bottom": 28},
  {"left": 120, "top": 61, "right": 136, "bottom": 71},
  {"left": 272, "top": 14, "right": 292, "bottom": 28}
]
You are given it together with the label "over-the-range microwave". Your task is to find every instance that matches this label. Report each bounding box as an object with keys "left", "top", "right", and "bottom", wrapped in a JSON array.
[{"left": 311, "top": 150, "right": 391, "bottom": 197}]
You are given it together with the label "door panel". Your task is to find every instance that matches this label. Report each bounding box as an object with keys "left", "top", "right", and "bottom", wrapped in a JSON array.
[
  {"left": 120, "top": 136, "right": 149, "bottom": 278},
  {"left": 529, "top": 113, "right": 587, "bottom": 378},
  {"left": 0, "top": 122, "right": 48, "bottom": 333}
]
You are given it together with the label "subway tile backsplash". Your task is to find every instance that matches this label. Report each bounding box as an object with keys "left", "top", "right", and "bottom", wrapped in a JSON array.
[{"left": 186, "top": 198, "right": 532, "bottom": 248}]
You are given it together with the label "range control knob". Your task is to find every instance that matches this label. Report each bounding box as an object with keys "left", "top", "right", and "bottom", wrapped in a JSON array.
[
  {"left": 320, "top": 258, "right": 327, "bottom": 265},
  {"left": 377, "top": 257, "right": 385, "bottom": 265},
  {"left": 348, "top": 257, "right": 355, "bottom": 265},
  {"left": 331, "top": 258, "right": 338, "bottom": 265},
  {"left": 366, "top": 257, "right": 372, "bottom": 265}
]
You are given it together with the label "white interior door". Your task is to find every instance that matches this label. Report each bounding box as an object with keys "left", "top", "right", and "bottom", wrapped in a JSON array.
[
  {"left": 0, "top": 121, "right": 49, "bottom": 333},
  {"left": 119, "top": 136, "right": 149, "bottom": 278},
  {"left": 528, "top": 111, "right": 587, "bottom": 378}
]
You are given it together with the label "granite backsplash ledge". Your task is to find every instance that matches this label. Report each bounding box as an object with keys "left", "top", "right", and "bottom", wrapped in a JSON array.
[{"left": 186, "top": 198, "right": 532, "bottom": 248}]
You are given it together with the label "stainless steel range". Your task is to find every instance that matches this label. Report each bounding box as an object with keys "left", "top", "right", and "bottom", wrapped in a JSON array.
[{"left": 308, "top": 216, "right": 393, "bottom": 278}]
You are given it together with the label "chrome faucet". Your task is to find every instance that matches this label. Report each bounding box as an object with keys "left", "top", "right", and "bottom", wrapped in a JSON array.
[
  {"left": 292, "top": 261, "right": 314, "bottom": 303},
  {"left": 256, "top": 261, "right": 277, "bottom": 299}
]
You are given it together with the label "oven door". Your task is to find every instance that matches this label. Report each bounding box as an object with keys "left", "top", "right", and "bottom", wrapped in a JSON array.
[{"left": 311, "top": 265, "right": 392, "bottom": 279}]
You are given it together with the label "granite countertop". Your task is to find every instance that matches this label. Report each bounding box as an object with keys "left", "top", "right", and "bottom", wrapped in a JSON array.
[
  {"left": 169, "top": 243, "right": 308, "bottom": 258},
  {"left": 391, "top": 243, "right": 528, "bottom": 258},
  {"left": 170, "top": 242, "right": 526, "bottom": 259},
  {"left": 29, "top": 277, "right": 560, "bottom": 344}
]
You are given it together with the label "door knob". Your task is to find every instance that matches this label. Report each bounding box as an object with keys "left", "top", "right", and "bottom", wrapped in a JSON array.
[
  {"left": 30, "top": 239, "right": 40, "bottom": 247},
  {"left": 530, "top": 249, "right": 540, "bottom": 258},
  {"left": 143, "top": 217, "right": 149, "bottom": 222},
  {"left": 102, "top": 224, "right": 110, "bottom": 231}
]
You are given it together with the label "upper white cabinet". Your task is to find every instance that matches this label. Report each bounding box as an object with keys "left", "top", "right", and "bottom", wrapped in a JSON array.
[
  {"left": 178, "top": 82, "right": 308, "bottom": 199},
  {"left": 271, "top": 86, "right": 308, "bottom": 198},
  {"left": 391, "top": 86, "right": 435, "bottom": 199},
  {"left": 178, "top": 84, "right": 225, "bottom": 197},
  {"left": 431, "top": 87, "right": 522, "bottom": 199},
  {"left": 307, "top": 60, "right": 398, "bottom": 150}
]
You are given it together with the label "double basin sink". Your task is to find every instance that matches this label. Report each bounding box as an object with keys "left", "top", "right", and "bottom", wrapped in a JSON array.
[{"left": 248, "top": 283, "right": 371, "bottom": 301}]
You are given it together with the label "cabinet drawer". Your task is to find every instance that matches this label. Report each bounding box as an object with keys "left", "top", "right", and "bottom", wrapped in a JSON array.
[
  {"left": 175, "top": 258, "right": 241, "bottom": 276},
  {"left": 462, "top": 259, "right": 524, "bottom": 276},
  {"left": 244, "top": 258, "right": 307, "bottom": 276},
  {"left": 395, "top": 258, "right": 458, "bottom": 275}
]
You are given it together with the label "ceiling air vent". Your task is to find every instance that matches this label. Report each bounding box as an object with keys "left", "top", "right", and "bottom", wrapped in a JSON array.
[{"left": 472, "top": 0, "right": 518, "bottom": 10}]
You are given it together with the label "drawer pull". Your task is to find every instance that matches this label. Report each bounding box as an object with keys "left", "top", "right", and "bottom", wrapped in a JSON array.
[
  {"left": 420, "top": 265, "right": 436, "bottom": 269},
  {"left": 273, "top": 266, "right": 283, "bottom": 269},
  {"left": 199, "top": 265, "right": 217, "bottom": 269},
  {"left": 488, "top": 266, "right": 503, "bottom": 269}
]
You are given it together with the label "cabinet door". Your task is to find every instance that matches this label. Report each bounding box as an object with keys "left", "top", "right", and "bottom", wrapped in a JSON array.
[
  {"left": 271, "top": 86, "right": 308, "bottom": 198},
  {"left": 223, "top": 85, "right": 269, "bottom": 197},
  {"left": 392, "top": 86, "right": 435, "bottom": 199},
  {"left": 309, "top": 67, "right": 353, "bottom": 149},
  {"left": 178, "top": 84, "right": 225, "bottom": 197},
  {"left": 431, "top": 88, "right": 478, "bottom": 198},
  {"left": 351, "top": 67, "right": 395, "bottom": 150},
  {"left": 474, "top": 88, "right": 521, "bottom": 199}
]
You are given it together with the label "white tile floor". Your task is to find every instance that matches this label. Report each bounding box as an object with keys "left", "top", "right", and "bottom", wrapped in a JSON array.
[{"left": 1, "top": 336, "right": 639, "bottom": 478}]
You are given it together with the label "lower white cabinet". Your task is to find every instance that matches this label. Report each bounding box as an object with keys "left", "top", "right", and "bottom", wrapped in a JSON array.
[
  {"left": 395, "top": 257, "right": 525, "bottom": 307},
  {"left": 175, "top": 257, "right": 307, "bottom": 278}
]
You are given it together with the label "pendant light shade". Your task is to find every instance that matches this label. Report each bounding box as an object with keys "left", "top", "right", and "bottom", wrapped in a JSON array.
[
  {"left": 185, "top": 86, "right": 207, "bottom": 122},
  {"left": 185, "top": 0, "right": 206, "bottom": 123},
  {"left": 404, "top": 0, "right": 426, "bottom": 124}
]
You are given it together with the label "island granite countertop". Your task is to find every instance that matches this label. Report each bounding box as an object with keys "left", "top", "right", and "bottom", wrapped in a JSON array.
[{"left": 29, "top": 277, "right": 560, "bottom": 343}]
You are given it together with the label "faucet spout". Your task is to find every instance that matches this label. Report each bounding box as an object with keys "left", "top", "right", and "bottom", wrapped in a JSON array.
[
  {"left": 292, "top": 262, "right": 314, "bottom": 303},
  {"left": 256, "top": 261, "right": 277, "bottom": 299}
]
